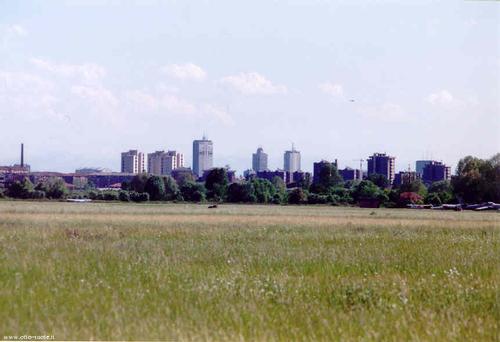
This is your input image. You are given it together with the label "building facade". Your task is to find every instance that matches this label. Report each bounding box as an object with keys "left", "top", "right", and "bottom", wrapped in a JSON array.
[
  {"left": 121, "top": 150, "right": 145, "bottom": 174},
  {"left": 367, "top": 153, "right": 396, "bottom": 184},
  {"left": 339, "top": 167, "right": 362, "bottom": 181},
  {"left": 422, "top": 161, "right": 451, "bottom": 184},
  {"left": 147, "top": 150, "right": 184, "bottom": 176},
  {"left": 415, "top": 160, "right": 433, "bottom": 176},
  {"left": 284, "top": 145, "right": 301, "bottom": 173},
  {"left": 193, "top": 137, "right": 213, "bottom": 178},
  {"left": 393, "top": 171, "right": 421, "bottom": 187},
  {"left": 256, "top": 169, "right": 286, "bottom": 182},
  {"left": 252, "top": 147, "right": 268, "bottom": 172}
]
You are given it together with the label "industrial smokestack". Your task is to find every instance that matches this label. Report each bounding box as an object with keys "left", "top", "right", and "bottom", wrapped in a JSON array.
[{"left": 21, "top": 143, "right": 24, "bottom": 167}]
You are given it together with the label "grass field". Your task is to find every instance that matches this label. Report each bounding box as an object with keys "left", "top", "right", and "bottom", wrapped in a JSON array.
[{"left": 0, "top": 201, "right": 499, "bottom": 341}]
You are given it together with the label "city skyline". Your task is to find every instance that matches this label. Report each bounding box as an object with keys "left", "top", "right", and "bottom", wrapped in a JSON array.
[{"left": 0, "top": 1, "right": 498, "bottom": 173}]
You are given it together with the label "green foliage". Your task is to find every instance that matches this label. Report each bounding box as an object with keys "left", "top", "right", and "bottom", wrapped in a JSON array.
[
  {"left": 227, "top": 182, "right": 256, "bottom": 203},
  {"left": 7, "top": 178, "right": 35, "bottom": 199},
  {"left": 102, "top": 191, "right": 119, "bottom": 201},
  {"left": 129, "top": 173, "right": 149, "bottom": 193},
  {"left": 425, "top": 192, "right": 442, "bottom": 206},
  {"left": 271, "top": 176, "right": 287, "bottom": 204},
  {"left": 307, "top": 193, "right": 329, "bottom": 204},
  {"left": 288, "top": 188, "right": 308, "bottom": 204},
  {"left": 311, "top": 162, "right": 343, "bottom": 193},
  {"left": 367, "top": 174, "right": 389, "bottom": 189},
  {"left": 162, "top": 176, "right": 180, "bottom": 201},
  {"left": 398, "top": 179, "right": 427, "bottom": 198},
  {"left": 251, "top": 179, "right": 276, "bottom": 203},
  {"left": 119, "top": 190, "right": 130, "bottom": 202},
  {"left": 351, "top": 180, "right": 384, "bottom": 201},
  {"left": 452, "top": 155, "right": 500, "bottom": 203},
  {"left": 36, "top": 178, "right": 68, "bottom": 199},
  {"left": 204, "top": 168, "right": 229, "bottom": 201},
  {"left": 427, "top": 181, "right": 453, "bottom": 204},
  {"left": 180, "top": 181, "right": 206, "bottom": 202},
  {"left": 144, "top": 176, "right": 165, "bottom": 201},
  {"left": 129, "top": 192, "right": 149, "bottom": 202}
]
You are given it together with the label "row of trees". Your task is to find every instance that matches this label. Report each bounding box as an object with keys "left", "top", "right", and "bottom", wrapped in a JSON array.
[{"left": 1, "top": 153, "right": 498, "bottom": 205}]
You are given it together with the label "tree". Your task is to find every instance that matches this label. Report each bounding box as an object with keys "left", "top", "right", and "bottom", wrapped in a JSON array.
[
  {"left": 367, "top": 174, "right": 389, "bottom": 189},
  {"left": 399, "top": 192, "right": 423, "bottom": 206},
  {"left": 452, "top": 155, "right": 500, "bottom": 203},
  {"left": 204, "top": 168, "right": 228, "bottom": 201},
  {"left": 7, "top": 178, "right": 34, "bottom": 199},
  {"left": 144, "top": 176, "right": 165, "bottom": 201},
  {"left": 36, "top": 178, "right": 68, "bottom": 199},
  {"left": 119, "top": 191, "right": 130, "bottom": 202},
  {"left": 180, "top": 181, "right": 206, "bottom": 202},
  {"left": 427, "top": 180, "right": 453, "bottom": 204},
  {"left": 251, "top": 178, "right": 276, "bottom": 203},
  {"left": 311, "top": 162, "right": 343, "bottom": 193},
  {"left": 227, "top": 182, "right": 256, "bottom": 203},
  {"left": 271, "top": 176, "right": 287, "bottom": 204},
  {"left": 130, "top": 192, "right": 149, "bottom": 202},
  {"left": 399, "top": 179, "right": 427, "bottom": 198},
  {"left": 425, "top": 192, "right": 442, "bottom": 206},
  {"left": 351, "top": 180, "right": 382, "bottom": 201},
  {"left": 162, "top": 176, "right": 180, "bottom": 201},
  {"left": 129, "top": 173, "right": 149, "bottom": 193},
  {"left": 288, "top": 188, "right": 308, "bottom": 204}
]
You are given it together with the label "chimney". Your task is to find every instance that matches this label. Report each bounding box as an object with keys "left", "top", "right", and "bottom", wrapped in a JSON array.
[{"left": 21, "top": 143, "right": 24, "bottom": 167}]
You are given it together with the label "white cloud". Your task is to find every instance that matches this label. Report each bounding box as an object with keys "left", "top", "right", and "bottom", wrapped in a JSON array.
[
  {"left": 30, "top": 58, "right": 106, "bottom": 83},
  {"left": 426, "top": 90, "right": 455, "bottom": 106},
  {"left": 361, "top": 102, "right": 408, "bottom": 123},
  {"left": 6, "top": 24, "right": 27, "bottom": 37},
  {"left": 219, "top": 72, "right": 287, "bottom": 95},
  {"left": 319, "top": 82, "right": 344, "bottom": 97},
  {"left": 202, "top": 104, "right": 234, "bottom": 126},
  {"left": 71, "top": 85, "right": 118, "bottom": 107},
  {"left": 159, "top": 93, "right": 198, "bottom": 114},
  {"left": 125, "top": 90, "right": 159, "bottom": 110},
  {"left": 161, "top": 63, "right": 207, "bottom": 81}
]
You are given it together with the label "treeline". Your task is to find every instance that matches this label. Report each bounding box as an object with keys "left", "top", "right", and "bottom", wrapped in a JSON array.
[{"left": 1, "top": 153, "right": 498, "bottom": 206}]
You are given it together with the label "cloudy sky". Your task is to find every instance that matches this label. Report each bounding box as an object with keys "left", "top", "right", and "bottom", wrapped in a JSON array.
[{"left": 1, "top": 0, "right": 498, "bottom": 174}]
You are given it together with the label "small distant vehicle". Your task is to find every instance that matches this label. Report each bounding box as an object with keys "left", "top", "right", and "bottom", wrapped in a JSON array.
[{"left": 66, "top": 198, "right": 92, "bottom": 203}]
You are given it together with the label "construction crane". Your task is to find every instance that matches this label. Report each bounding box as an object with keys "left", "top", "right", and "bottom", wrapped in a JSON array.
[{"left": 353, "top": 159, "right": 365, "bottom": 180}]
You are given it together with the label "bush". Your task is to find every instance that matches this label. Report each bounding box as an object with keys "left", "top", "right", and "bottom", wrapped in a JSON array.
[
  {"left": 119, "top": 191, "right": 130, "bottom": 202},
  {"left": 180, "top": 181, "right": 206, "bottom": 202},
  {"left": 307, "top": 193, "right": 329, "bottom": 204},
  {"left": 103, "top": 191, "right": 119, "bottom": 201},
  {"left": 31, "top": 190, "right": 46, "bottom": 199},
  {"left": 425, "top": 192, "right": 442, "bottom": 206},
  {"left": 288, "top": 188, "right": 308, "bottom": 204},
  {"left": 130, "top": 192, "right": 149, "bottom": 202}
]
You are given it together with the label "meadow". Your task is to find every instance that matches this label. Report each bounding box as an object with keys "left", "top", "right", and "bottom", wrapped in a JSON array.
[{"left": 0, "top": 201, "right": 499, "bottom": 341}]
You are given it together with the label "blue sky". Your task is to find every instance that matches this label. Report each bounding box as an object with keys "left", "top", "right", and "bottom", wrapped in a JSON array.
[{"left": 0, "top": 0, "right": 499, "bottom": 174}]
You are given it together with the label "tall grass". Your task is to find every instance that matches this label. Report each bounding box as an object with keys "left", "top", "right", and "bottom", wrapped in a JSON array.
[{"left": 0, "top": 202, "right": 498, "bottom": 340}]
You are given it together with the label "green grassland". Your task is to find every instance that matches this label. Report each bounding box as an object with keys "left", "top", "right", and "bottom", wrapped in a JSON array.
[{"left": 0, "top": 201, "right": 499, "bottom": 341}]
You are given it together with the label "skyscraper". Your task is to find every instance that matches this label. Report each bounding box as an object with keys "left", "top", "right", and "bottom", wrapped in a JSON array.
[
  {"left": 121, "top": 150, "right": 145, "bottom": 174},
  {"left": 147, "top": 150, "right": 185, "bottom": 175},
  {"left": 422, "top": 161, "right": 451, "bottom": 185},
  {"left": 193, "top": 136, "right": 213, "bottom": 177},
  {"left": 284, "top": 145, "right": 301, "bottom": 173},
  {"left": 252, "top": 147, "right": 268, "bottom": 171},
  {"left": 416, "top": 160, "right": 433, "bottom": 176},
  {"left": 367, "top": 153, "right": 396, "bottom": 184}
]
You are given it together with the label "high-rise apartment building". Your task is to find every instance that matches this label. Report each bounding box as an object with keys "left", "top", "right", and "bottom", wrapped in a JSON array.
[
  {"left": 367, "top": 153, "right": 396, "bottom": 184},
  {"left": 147, "top": 150, "right": 185, "bottom": 175},
  {"left": 121, "top": 150, "right": 144, "bottom": 174},
  {"left": 284, "top": 145, "right": 301, "bottom": 173},
  {"left": 252, "top": 147, "right": 268, "bottom": 171},
  {"left": 422, "top": 161, "right": 451, "bottom": 185},
  {"left": 193, "top": 136, "right": 213, "bottom": 177},
  {"left": 416, "top": 160, "right": 433, "bottom": 176}
]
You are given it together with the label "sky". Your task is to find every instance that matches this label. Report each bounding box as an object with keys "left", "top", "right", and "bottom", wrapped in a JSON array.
[{"left": 0, "top": 0, "right": 499, "bottom": 174}]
